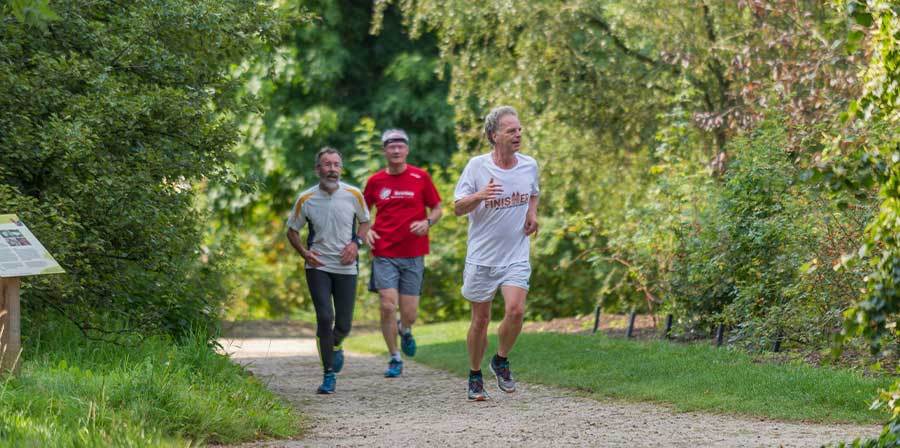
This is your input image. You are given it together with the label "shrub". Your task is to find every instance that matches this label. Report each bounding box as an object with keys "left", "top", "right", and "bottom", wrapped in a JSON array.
[{"left": 0, "top": 0, "right": 291, "bottom": 337}]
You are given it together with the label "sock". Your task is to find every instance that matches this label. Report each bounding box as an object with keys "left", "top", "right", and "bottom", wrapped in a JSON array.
[
  {"left": 493, "top": 354, "right": 508, "bottom": 365},
  {"left": 469, "top": 369, "right": 482, "bottom": 378},
  {"left": 390, "top": 352, "right": 402, "bottom": 362},
  {"left": 398, "top": 321, "right": 411, "bottom": 335}
]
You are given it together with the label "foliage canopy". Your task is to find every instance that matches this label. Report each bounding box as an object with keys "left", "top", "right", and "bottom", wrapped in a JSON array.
[{"left": 0, "top": 0, "right": 293, "bottom": 336}]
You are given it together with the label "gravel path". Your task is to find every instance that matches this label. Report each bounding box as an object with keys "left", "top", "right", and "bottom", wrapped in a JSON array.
[{"left": 221, "top": 336, "right": 880, "bottom": 448}]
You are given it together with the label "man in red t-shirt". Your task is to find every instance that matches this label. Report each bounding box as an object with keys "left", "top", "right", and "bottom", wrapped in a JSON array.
[{"left": 363, "top": 128, "right": 442, "bottom": 378}]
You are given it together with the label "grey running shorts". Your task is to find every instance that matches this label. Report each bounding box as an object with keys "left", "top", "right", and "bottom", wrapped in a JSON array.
[
  {"left": 368, "top": 256, "right": 425, "bottom": 296},
  {"left": 461, "top": 261, "right": 531, "bottom": 303}
]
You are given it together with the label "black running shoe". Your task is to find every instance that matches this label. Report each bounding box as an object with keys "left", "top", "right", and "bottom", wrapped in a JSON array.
[
  {"left": 489, "top": 355, "right": 516, "bottom": 393},
  {"left": 467, "top": 374, "right": 489, "bottom": 401}
]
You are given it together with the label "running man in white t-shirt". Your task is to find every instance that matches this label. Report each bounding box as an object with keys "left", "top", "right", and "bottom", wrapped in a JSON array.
[{"left": 453, "top": 106, "right": 540, "bottom": 401}]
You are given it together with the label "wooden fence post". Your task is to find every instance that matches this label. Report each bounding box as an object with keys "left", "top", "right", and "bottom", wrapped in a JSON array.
[{"left": 0, "top": 277, "right": 21, "bottom": 374}]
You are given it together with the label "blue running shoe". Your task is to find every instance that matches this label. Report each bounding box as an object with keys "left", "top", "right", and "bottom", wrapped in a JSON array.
[
  {"left": 317, "top": 371, "right": 336, "bottom": 394},
  {"left": 384, "top": 358, "right": 403, "bottom": 378},
  {"left": 333, "top": 349, "right": 344, "bottom": 373},
  {"left": 398, "top": 321, "right": 417, "bottom": 357}
]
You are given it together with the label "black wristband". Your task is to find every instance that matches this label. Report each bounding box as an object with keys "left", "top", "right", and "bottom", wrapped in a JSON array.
[{"left": 351, "top": 235, "right": 364, "bottom": 248}]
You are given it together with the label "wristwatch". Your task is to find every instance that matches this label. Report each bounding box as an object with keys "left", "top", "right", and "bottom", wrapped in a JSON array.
[
  {"left": 426, "top": 218, "right": 434, "bottom": 227},
  {"left": 351, "top": 235, "right": 364, "bottom": 248}
]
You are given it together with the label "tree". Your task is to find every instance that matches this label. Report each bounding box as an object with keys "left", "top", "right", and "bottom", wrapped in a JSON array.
[
  {"left": 831, "top": 1, "right": 900, "bottom": 444},
  {"left": 372, "top": 0, "right": 864, "bottom": 320},
  {"left": 379, "top": 0, "right": 858, "bottom": 158},
  {"left": 208, "top": 1, "right": 457, "bottom": 318},
  {"left": 0, "top": 0, "right": 293, "bottom": 337}
]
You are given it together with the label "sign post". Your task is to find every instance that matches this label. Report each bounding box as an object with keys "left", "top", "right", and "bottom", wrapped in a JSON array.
[
  {"left": 0, "top": 277, "right": 20, "bottom": 373},
  {"left": 0, "top": 214, "right": 64, "bottom": 374}
]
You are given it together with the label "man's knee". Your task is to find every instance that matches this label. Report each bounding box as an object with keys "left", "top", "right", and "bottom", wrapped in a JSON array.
[
  {"left": 380, "top": 299, "right": 397, "bottom": 316},
  {"left": 334, "top": 322, "right": 352, "bottom": 341},
  {"left": 316, "top": 313, "right": 335, "bottom": 335},
  {"left": 470, "top": 308, "right": 491, "bottom": 330},
  {"left": 505, "top": 304, "right": 525, "bottom": 322},
  {"left": 504, "top": 300, "right": 525, "bottom": 321},
  {"left": 502, "top": 289, "right": 527, "bottom": 322}
]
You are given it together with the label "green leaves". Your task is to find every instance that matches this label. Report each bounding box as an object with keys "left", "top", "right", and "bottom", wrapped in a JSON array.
[
  {"left": 847, "top": 0, "right": 874, "bottom": 27},
  {"left": 7, "top": 0, "right": 60, "bottom": 31},
  {"left": 208, "top": 1, "right": 457, "bottom": 318},
  {"left": 0, "top": 0, "right": 293, "bottom": 338}
]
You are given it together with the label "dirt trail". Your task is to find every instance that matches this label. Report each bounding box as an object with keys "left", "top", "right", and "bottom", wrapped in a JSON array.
[{"left": 221, "top": 333, "right": 880, "bottom": 448}]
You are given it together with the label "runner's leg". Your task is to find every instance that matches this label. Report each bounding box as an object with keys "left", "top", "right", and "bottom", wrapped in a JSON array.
[
  {"left": 379, "top": 288, "right": 400, "bottom": 355},
  {"left": 467, "top": 301, "right": 491, "bottom": 370},
  {"left": 398, "top": 295, "right": 419, "bottom": 329},
  {"left": 497, "top": 285, "right": 527, "bottom": 357},
  {"left": 331, "top": 272, "right": 357, "bottom": 347},
  {"left": 398, "top": 256, "right": 424, "bottom": 330},
  {"left": 306, "top": 269, "right": 335, "bottom": 372}
]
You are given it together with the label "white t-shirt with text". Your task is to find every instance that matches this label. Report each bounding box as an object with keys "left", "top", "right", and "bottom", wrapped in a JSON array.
[{"left": 454, "top": 152, "right": 540, "bottom": 266}]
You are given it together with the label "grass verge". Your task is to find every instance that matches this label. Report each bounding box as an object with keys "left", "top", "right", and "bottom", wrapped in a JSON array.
[
  {"left": 0, "top": 321, "right": 301, "bottom": 447},
  {"left": 344, "top": 321, "right": 893, "bottom": 424}
]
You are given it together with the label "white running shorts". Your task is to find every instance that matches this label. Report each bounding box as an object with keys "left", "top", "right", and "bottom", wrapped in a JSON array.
[{"left": 461, "top": 261, "right": 531, "bottom": 303}]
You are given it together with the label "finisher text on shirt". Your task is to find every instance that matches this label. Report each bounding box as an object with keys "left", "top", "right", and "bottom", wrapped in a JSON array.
[
  {"left": 454, "top": 152, "right": 540, "bottom": 267},
  {"left": 484, "top": 191, "right": 531, "bottom": 210}
]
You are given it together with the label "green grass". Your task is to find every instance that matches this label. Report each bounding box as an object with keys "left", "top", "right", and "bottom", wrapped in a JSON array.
[
  {"left": 0, "top": 322, "right": 301, "bottom": 447},
  {"left": 345, "top": 321, "right": 893, "bottom": 424}
]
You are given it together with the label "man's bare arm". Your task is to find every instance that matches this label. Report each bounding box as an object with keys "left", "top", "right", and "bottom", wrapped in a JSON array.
[
  {"left": 411, "top": 204, "right": 443, "bottom": 235},
  {"left": 288, "top": 227, "right": 324, "bottom": 267},
  {"left": 454, "top": 178, "right": 503, "bottom": 216},
  {"left": 524, "top": 195, "right": 539, "bottom": 236}
]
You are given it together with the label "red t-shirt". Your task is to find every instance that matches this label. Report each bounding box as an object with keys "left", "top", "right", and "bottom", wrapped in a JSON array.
[{"left": 363, "top": 165, "right": 441, "bottom": 258}]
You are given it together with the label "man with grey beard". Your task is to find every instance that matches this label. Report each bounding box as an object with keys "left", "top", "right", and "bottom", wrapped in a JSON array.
[{"left": 287, "top": 147, "right": 370, "bottom": 394}]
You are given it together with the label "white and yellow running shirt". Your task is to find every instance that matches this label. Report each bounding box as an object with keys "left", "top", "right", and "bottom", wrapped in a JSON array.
[{"left": 287, "top": 182, "right": 370, "bottom": 275}]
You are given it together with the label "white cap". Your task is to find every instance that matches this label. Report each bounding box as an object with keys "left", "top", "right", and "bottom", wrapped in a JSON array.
[{"left": 381, "top": 129, "right": 409, "bottom": 146}]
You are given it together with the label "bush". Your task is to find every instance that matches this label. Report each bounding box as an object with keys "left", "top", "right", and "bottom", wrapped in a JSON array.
[
  {"left": 667, "top": 119, "right": 868, "bottom": 348},
  {"left": 0, "top": 1, "right": 291, "bottom": 337}
]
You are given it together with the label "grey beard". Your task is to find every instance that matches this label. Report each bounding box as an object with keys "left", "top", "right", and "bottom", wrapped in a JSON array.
[{"left": 321, "top": 179, "right": 339, "bottom": 190}]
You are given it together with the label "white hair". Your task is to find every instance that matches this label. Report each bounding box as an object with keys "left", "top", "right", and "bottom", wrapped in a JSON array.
[{"left": 483, "top": 106, "right": 518, "bottom": 146}]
